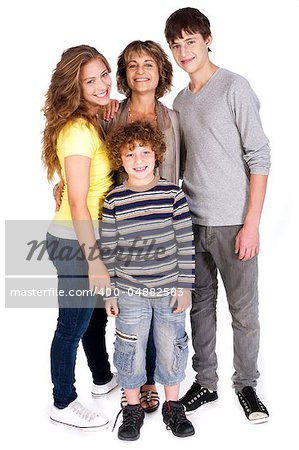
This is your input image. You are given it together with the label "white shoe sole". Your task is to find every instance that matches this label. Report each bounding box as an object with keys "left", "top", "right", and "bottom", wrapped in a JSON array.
[
  {"left": 248, "top": 413, "right": 269, "bottom": 424},
  {"left": 91, "top": 383, "right": 118, "bottom": 398},
  {"left": 184, "top": 398, "right": 218, "bottom": 416},
  {"left": 50, "top": 417, "right": 109, "bottom": 431}
]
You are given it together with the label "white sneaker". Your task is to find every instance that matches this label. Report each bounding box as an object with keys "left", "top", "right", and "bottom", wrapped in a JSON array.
[
  {"left": 91, "top": 373, "right": 118, "bottom": 397},
  {"left": 50, "top": 400, "right": 109, "bottom": 431}
]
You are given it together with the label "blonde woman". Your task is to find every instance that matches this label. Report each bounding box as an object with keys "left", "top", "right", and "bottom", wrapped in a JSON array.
[{"left": 43, "top": 45, "right": 117, "bottom": 430}]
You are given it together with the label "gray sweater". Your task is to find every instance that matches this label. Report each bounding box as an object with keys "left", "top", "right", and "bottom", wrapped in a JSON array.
[{"left": 173, "top": 68, "right": 271, "bottom": 226}]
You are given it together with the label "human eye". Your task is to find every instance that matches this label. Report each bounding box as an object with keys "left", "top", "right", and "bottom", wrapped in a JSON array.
[
  {"left": 87, "top": 79, "right": 95, "bottom": 84},
  {"left": 187, "top": 40, "right": 196, "bottom": 45},
  {"left": 127, "top": 63, "right": 136, "bottom": 69},
  {"left": 126, "top": 152, "right": 133, "bottom": 158},
  {"left": 171, "top": 44, "right": 179, "bottom": 50},
  {"left": 102, "top": 71, "right": 109, "bottom": 78}
]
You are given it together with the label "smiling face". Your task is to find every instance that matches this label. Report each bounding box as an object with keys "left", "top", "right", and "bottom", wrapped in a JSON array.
[
  {"left": 126, "top": 52, "right": 160, "bottom": 95},
  {"left": 169, "top": 30, "right": 212, "bottom": 76},
  {"left": 80, "top": 58, "right": 111, "bottom": 114},
  {"left": 121, "top": 142, "right": 156, "bottom": 186}
]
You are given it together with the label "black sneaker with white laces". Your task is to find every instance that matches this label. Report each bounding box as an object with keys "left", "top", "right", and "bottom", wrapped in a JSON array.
[
  {"left": 162, "top": 401, "right": 195, "bottom": 438},
  {"left": 179, "top": 382, "right": 218, "bottom": 414},
  {"left": 117, "top": 404, "right": 145, "bottom": 441},
  {"left": 237, "top": 386, "right": 269, "bottom": 424}
]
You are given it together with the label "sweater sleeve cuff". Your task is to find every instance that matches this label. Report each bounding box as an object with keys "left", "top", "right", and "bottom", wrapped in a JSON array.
[{"left": 249, "top": 167, "right": 270, "bottom": 175}]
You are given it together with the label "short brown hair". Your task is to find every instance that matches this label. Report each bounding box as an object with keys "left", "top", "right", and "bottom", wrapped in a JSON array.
[
  {"left": 106, "top": 121, "right": 166, "bottom": 171},
  {"left": 117, "top": 40, "right": 172, "bottom": 99},
  {"left": 165, "top": 7, "right": 211, "bottom": 45}
]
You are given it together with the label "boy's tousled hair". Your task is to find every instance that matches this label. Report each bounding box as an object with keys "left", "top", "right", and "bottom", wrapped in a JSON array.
[
  {"left": 106, "top": 121, "right": 166, "bottom": 171},
  {"left": 165, "top": 7, "right": 211, "bottom": 47}
]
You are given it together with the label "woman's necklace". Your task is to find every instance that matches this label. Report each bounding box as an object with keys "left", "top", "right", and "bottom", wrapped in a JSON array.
[{"left": 128, "top": 105, "right": 157, "bottom": 123}]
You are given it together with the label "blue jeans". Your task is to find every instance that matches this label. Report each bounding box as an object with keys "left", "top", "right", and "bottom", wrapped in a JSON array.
[
  {"left": 46, "top": 233, "right": 112, "bottom": 408},
  {"left": 191, "top": 225, "right": 260, "bottom": 392},
  {"left": 114, "top": 293, "right": 189, "bottom": 389}
]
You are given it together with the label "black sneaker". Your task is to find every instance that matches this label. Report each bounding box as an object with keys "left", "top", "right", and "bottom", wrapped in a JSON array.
[
  {"left": 237, "top": 386, "right": 269, "bottom": 424},
  {"left": 117, "top": 404, "right": 145, "bottom": 441},
  {"left": 179, "top": 382, "right": 218, "bottom": 414},
  {"left": 162, "top": 401, "right": 195, "bottom": 438}
]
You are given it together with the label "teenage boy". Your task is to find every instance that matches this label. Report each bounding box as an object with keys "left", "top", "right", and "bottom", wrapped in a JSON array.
[
  {"left": 164, "top": 7, "right": 270, "bottom": 423},
  {"left": 101, "top": 121, "right": 195, "bottom": 440}
]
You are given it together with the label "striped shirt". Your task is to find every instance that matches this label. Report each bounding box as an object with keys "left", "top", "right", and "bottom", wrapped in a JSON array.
[{"left": 100, "top": 176, "right": 194, "bottom": 298}]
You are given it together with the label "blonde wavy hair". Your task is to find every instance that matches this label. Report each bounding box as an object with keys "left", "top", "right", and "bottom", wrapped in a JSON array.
[{"left": 42, "top": 45, "right": 111, "bottom": 181}]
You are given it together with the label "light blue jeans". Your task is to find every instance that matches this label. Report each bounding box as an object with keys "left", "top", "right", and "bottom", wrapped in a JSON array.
[{"left": 114, "top": 293, "right": 189, "bottom": 389}]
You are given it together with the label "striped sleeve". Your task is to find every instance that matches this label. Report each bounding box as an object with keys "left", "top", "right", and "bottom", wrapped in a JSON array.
[
  {"left": 100, "top": 196, "right": 118, "bottom": 299},
  {"left": 173, "top": 189, "right": 195, "bottom": 289}
]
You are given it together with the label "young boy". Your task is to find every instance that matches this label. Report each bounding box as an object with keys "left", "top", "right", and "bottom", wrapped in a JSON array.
[
  {"left": 164, "top": 7, "right": 270, "bottom": 423},
  {"left": 100, "top": 121, "right": 195, "bottom": 440}
]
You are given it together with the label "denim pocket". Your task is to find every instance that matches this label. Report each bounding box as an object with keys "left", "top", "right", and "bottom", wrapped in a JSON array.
[
  {"left": 113, "top": 331, "right": 137, "bottom": 375},
  {"left": 173, "top": 332, "right": 189, "bottom": 373}
]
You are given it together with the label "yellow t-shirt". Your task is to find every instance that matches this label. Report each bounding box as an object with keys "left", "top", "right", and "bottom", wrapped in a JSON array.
[{"left": 52, "top": 118, "right": 113, "bottom": 235}]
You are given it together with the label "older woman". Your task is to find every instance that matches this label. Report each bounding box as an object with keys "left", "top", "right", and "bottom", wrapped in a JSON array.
[{"left": 107, "top": 40, "right": 180, "bottom": 185}]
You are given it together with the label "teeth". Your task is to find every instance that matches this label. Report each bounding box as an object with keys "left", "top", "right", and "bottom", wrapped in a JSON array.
[
  {"left": 134, "top": 167, "right": 146, "bottom": 171},
  {"left": 134, "top": 78, "right": 149, "bottom": 81},
  {"left": 95, "top": 91, "right": 107, "bottom": 97}
]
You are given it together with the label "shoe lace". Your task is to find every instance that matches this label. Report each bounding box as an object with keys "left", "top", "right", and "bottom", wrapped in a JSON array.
[
  {"left": 166, "top": 404, "right": 187, "bottom": 430},
  {"left": 112, "top": 408, "right": 123, "bottom": 432},
  {"left": 69, "top": 402, "right": 98, "bottom": 422},
  {"left": 112, "top": 406, "right": 142, "bottom": 432}
]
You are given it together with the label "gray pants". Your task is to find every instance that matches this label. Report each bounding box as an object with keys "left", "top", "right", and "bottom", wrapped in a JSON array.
[{"left": 191, "top": 225, "right": 260, "bottom": 392}]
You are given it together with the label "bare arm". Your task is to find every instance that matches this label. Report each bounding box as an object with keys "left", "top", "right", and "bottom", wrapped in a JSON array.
[
  {"left": 65, "top": 155, "right": 110, "bottom": 292},
  {"left": 235, "top": 174, "right": 268, "bottom": 261}
]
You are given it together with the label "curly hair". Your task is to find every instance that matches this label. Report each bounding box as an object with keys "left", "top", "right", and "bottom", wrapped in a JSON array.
[
  {"left": 117, "top": 40, "right": 173, "bottom": 99},
  {"left": 106, "top": 121, "right": 166, "bottom": 171},
  {"left": 42, "top": 45, "right": 111, "bottom": 181}
]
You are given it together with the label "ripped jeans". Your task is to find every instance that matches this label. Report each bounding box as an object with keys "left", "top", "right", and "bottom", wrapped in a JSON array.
[{"left": 114, "top": 293, "right": 188, "bottom": 389}]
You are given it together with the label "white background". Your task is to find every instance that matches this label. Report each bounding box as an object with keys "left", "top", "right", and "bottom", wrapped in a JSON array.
[{"left": 2, "top": 0, "right": 299, "bottom": 449}]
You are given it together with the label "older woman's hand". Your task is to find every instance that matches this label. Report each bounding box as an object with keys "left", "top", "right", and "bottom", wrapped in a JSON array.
[{"left": 101, "top": 99, "right": 119, "bottom": 121}]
